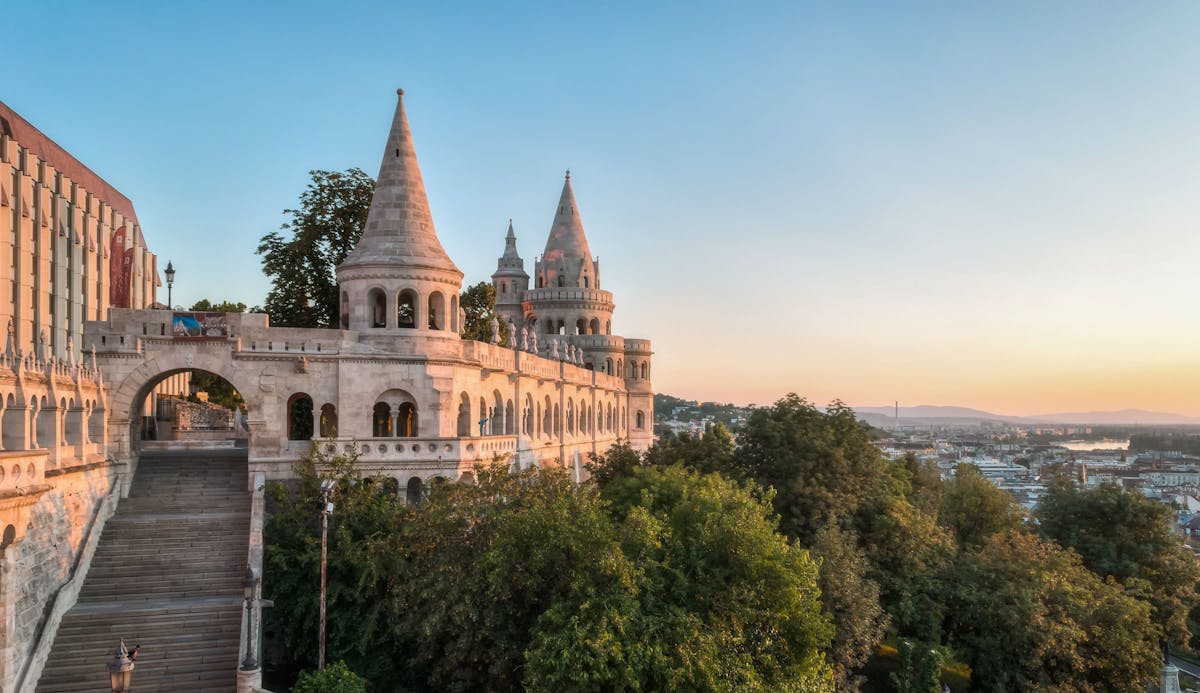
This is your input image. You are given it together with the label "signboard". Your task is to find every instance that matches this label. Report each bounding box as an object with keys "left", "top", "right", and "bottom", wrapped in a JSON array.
[{"left": 172, "top": 312, "right": 229, "bottom": 339}]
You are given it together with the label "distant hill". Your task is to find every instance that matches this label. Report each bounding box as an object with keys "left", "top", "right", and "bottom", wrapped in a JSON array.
[
  {"left": 1030, "top": 409, "right": 1200, "bottom": 425},
  {"left": 854, "top": 405, "right": 1200, "bottom": 427}
]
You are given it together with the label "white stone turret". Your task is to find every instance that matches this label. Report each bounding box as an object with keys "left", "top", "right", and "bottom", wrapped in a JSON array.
[
  {"left": 491, "top": 220, "right": 529, "bottom": 330},
  {"left": 336, "top": 89, "right": 464, "bottom": 332},
  {"left": 528, "top": 173, "right": 614, "bottom": 338}
]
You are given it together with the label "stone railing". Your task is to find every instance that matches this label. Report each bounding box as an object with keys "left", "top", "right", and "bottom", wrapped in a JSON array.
[
  {"left": 316, "top": 435, "right": 518, "bottom": 465},
  {"left": 0, "top": 450, "right": 46, "bottom": 491}
]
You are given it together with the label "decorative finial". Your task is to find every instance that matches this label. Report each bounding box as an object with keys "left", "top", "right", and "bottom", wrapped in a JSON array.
[
  {"left": 565, "top": 169, "right": 570, "bottom": 181},
  {"left": 397, "top": 88, "right": 405, "bottom": 96}
]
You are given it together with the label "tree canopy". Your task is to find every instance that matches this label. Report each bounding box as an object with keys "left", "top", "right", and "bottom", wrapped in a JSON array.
[
  {"left": 460, "top": 281, "right": 510, "bottom": 346},
  {"left": 257, "top": 169, "right": 374, "bottom": 327}
]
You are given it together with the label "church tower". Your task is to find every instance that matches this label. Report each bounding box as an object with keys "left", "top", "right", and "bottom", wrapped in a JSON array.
[
  {"left": 491, "top": 220, "right": 529, "bottom": 330},
  {"left": 336, "top": 89, "right": 464, "bottom": 333},
  {"left": 528, "top": 173, "right": 614, "bottom": 338}
]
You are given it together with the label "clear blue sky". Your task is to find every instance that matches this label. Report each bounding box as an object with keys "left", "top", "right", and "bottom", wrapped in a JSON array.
[{"left": 8, "top": 1, "right": 1200, "bottom": 414}]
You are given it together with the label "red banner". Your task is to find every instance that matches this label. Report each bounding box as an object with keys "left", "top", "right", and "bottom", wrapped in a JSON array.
[{"left": 109, "top": 225, "right": 128, "bottom": 307}]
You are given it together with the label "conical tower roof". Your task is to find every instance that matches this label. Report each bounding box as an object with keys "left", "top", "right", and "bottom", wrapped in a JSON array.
[
  {"left": 542, "top": 171, "right": 594, "bottom": 267},
  {"left": 496, "top": 219, "right": 527, "bottom": 274},
  {"left": 339, "top": 89, "right": 461, "bottom": 276}
]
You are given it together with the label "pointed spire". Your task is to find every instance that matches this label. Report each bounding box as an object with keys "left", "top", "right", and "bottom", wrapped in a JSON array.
[
  {"left": 539, "top": 171, "right": 597, "bottom": 287},
  {"left": 497, "top": 218, "right": 524, "bottom": 271},
  {"left": 339, "top": 89, "right": 461, "bottom": 276}
]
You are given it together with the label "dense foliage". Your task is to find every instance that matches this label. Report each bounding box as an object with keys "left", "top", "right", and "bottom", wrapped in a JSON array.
[
  {"left": 291, "top": 661, "right": 368, "bottom": 693},
  {"left": 265, "top": 448, "right": 833, "bottom": 691},
  {"left": 266, "top": 393, "right": 1191, "bottom": 691}
]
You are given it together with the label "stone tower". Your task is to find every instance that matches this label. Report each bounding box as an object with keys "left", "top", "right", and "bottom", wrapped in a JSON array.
[
  {"left": 528, "top": 172, "right": 614, "bottom": 338},
  {"left": 336, "top": 89, "right": 464, "bottom": 333},
  {"left": 491, "top": 220, "right": 529, "bottom": 330}
]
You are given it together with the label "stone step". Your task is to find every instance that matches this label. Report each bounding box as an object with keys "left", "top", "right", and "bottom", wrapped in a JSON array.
[{"left": 36, "top": 450, "right": 250, "bottom": 693}]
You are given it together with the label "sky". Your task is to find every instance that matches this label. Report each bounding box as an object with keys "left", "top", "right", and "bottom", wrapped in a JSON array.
[{"left": 6, "top": 1, "right": 1200, "bottom": 415}]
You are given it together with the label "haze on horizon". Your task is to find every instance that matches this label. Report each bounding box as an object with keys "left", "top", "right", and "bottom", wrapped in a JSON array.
[{"left": 6, "top": 1, "right": 1200, "bottom": 416}]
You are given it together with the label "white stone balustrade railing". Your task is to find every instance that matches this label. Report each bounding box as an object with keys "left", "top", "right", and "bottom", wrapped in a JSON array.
[{"left": 0, "top": 450, "right": 47, "bottom": 492}]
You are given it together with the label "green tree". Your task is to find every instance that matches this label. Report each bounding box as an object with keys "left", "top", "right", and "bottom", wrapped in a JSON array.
[
  {"left": 811, "top": 525, "right": 888, "bottom": 691},
  {"left": 588, "top": 465, "right": 835, "bottom": 691},
  {"left": 188, "top": 298, "right": 248, "bottom": 313},
  {"left": 938, "top": 464, "right": 1026, "bottom": 549},
  {"left": 944, "top": 531, "right": 1160, "bottom": 690},
  {"left": 257, "top": 168, "right": 374, "bottom": 327},
  {"left": 642, "top": 423, "right": 737, "bottom": 477},
  {"left": 732, "top": 394, "right": 888, "bottom": 544},
  {"left": 291, "top": 661, "right": 367, "bottom": 693},
  {"left": 460, "top": 281, "right": 510, "bottom": 345},
  {"left": 889, "top": 640, "right": 944, "bottom": 693},
  {"left": 1037, "top": 480, "right": 1200, "bottom": 648},
  {"left": 263, "top": 446, "right": 408, "bottom": 684},
  {"left": 586, "top": 439, "right": 647, "bottom": 487}
]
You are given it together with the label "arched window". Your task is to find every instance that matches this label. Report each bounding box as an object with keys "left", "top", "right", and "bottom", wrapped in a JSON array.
[
  {"left": 501, "top": 281, "right": 507, "bottom": 294},
  {"left": 428, "top": 291, "right": 445, "bottom": 330},
  {"left": 537, "top": 276, "right": 544, "bottom": 288},
  {"left": 524, "top": 395, "right": 534, "bottom": 436},
  {"left": 340, "top": 291, "right": 349, "bottom": 329},
  {"left": 567, "top": 400, "right": 575, "bottom": 435},
  {"left": 287, "top": 393, "right": 314, "bottom": 440},
  {"left": 397, "top": 289, "right": 417, "bottom": 328},
  {"left": 554, "top": 403, "right": 561, "bottom": 437},
  {"left": 368, "top": 289, "right": 387, "bottom": 328},
  {"left": 320, "top": 403, "right": 338, "bottom": 437},
  {"left": 641, "top": 362, "right": 649, "bottom": 379},
  {"left": 589, "top": 318, "right": 600, "bottom": 335},
  {"left": 397, "top": 403, "right": 418, "bottom": 437},
  {"left": 450, "top": 294, "right": 459, "bottom": 332},
  {"left": 576, "top": 318, "right": 587, "bottom": 335},
  {"left": 605, "top": 358, "right": 613, "bottom": 374},
  {"left": 582, "top": 276, "right": 589, "bottom": 288},
  {"left": 492, "top": 392, "right": 504, "bottom": 435},
  {"left": 406, "top": 477, "right": 423, "bottom": 505},
  {"left": 617, "top": 359, "right": 623, "bottom": 377},
  {"left": 505, "top": 399, "right": 515, "bottom": 435},
  {"left": 456, "top": 393, "right": 471, "bottom": 437},
  {"left": 557, "top": 275, "right": 564, "bottom": 287},
  {"left": 636, "top": 411, "right": 645, "bottom": 429},
  {"left": 373, "top": 402, "right": 392, "bottom": 437},
  {"left": 543, "top": 396, "right": 552, "bottom": 438},
  {"left": 605, "top": 320, "right": 611, "bottom": 335},
  {"left": 557, "top": 320, "right": 565, "bottom": 335}
]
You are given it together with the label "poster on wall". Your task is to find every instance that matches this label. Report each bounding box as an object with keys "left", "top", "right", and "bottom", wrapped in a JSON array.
[
  {"left": 172, "top": 312, "right": 228, "bottom": 339},
  {"left": 109, "top": 225, "right": 128, "bottom": 307}
]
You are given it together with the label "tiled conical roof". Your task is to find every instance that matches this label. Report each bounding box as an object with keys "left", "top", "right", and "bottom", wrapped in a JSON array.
[{"left": 339, "top": 89, "right": 460, "bottom": 276}]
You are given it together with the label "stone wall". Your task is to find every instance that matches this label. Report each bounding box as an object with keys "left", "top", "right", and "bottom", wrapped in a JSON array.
[
  {"left": 174, "top": 400, "right": 236, "bottom": 432},
  {"left": 1, "top": 462, "right": 117, "bottom": 693}
]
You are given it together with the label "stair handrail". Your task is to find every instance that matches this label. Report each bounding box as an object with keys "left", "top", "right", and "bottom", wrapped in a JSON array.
[{"left": 14, "top": 467, "right": 121, "bottom": 692}]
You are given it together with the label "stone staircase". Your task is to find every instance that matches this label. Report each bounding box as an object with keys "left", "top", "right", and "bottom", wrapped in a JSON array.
[{"left": 36, "top": 450, "right": 250, "bottom": 693}]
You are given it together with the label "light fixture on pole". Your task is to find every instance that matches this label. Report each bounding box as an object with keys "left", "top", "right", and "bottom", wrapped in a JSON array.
[
  {"left": 164, "top": 261, "right": 175, "bottom": 309},
  {"left": 106, "top": 640, "right": 135, "bottom": 693},
  {"left": 241, "top": 565, "right": 261, "bottom": 671},
  {"left": 318, "top": 478, "right": 338, "bottom": 671}
]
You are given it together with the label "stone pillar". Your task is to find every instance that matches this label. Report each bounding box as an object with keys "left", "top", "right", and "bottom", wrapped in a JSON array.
[{"left": 1162, "top": 664, "right": 1181, "bottom": 693}]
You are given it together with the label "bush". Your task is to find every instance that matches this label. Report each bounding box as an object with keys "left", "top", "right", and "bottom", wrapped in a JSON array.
[{"left": 291, "top": 660, "right": 366, "bottom": 693}]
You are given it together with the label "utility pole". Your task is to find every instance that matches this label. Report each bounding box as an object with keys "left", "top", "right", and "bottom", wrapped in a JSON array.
[{"left": 318, "top": 478, "right": 337, "bottom": 671}]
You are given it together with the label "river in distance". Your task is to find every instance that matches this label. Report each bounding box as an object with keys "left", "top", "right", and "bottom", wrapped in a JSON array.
[{"left": 1057, "top": 439, "right": 1129, "bottom": 452}]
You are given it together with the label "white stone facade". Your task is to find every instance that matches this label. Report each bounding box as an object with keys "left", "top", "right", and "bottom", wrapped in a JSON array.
[{"left": 86, "top": 89, "right": 654, "bottom": 491}]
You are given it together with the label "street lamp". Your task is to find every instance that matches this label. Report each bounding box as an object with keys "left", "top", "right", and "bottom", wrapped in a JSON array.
[
  {"left": 318, "top": 478, "right": 337, "bottom": 671},
  {"left": 164, "top": 261, "right": 175, "bottom": 309},
  {"left": 106, "top": 640, "right": 135, "bottom": 693},
  {"left": 241, "top": 565, "right": 261, "bottom": 671}
]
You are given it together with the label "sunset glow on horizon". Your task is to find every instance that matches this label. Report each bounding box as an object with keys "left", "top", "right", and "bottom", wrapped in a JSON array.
[{"left": 8, "top": 1, "right": 1200, "bottom": 417}]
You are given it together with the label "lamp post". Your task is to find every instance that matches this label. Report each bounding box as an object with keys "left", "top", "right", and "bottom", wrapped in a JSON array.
[
  {"left": 318, "top": 478, "right": 337, "bottom": 671},
  {"left": 241, "top": 565, "right": 261, "bottom": 671},
  {"left": 106, "top": 640, "right": 135, "bottom": 693},
  {"left": 164, "top": 261, "right": 175, "bottom": 309}
]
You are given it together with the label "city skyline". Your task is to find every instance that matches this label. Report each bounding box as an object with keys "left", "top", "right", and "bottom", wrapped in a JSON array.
[{"left": 8, "top": 1, "right": 1200, "bottom": 415}]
